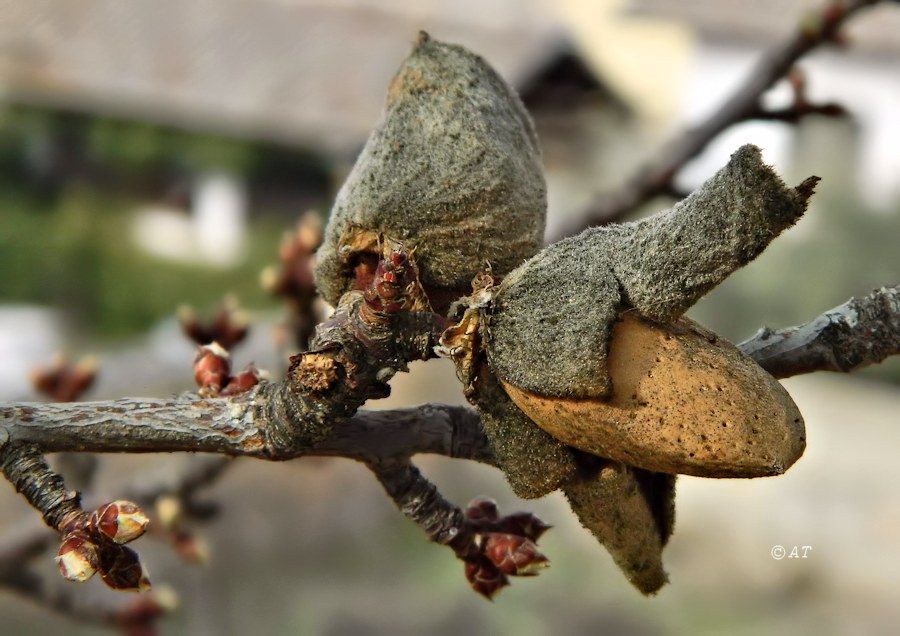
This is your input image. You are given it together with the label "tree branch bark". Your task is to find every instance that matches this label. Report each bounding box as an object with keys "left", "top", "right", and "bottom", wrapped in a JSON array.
[
  {"left": 0, "top": 397, "right": 488, "bottom": 464},
  {"left": 2, "top": 290, "right": 899, "bottom": 471},
  {"left": 369, "top": 460, "right": 464, "bottom": 545},
  {"left": 738, "top": 285, "right": 900, "bottom": 378}
]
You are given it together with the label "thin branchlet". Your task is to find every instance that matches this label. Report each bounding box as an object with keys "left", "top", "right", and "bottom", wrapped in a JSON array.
[
  {"left": 0, "top": 443, "right": 85, "bottom": 532},
  {"left": 740, "top": 285, "right": 900, "bottom": 378},
  {"left": 370, "top": 461, "right": 464, "bottom": 545}
]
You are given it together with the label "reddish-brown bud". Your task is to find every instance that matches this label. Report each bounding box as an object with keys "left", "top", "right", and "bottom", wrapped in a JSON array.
[
  {"left": 90, "top": 501, "right": 150, "bottom": 544},
  {"left": 266, "top": 213, "right": 321, "bottom": 300},
  {"left": 179, "top": 297, "right": 249, "bottom": 350},
  {"left": 364, "top": 249, "right": 410, "bottom": 313},
  {"left": 296, "top": 211, "right": 324, "bottom": 252},
  {"left": 116, "top": 586, "right": 179, "bottom": 636},
  {"left": 496, "top": 511, "right": 552, "bottom": 542},
  {"left": 361, "top": 245, "right": 431, "bottom": 315},
  {"left": 31, "top": 354, "right": 98, "bottom": 402},
  {"left": 483, "top": 533, "right": 549, "bottom": 576},
  {"left": 464, "top": 559, "right": 508, "bottom": 600},
  {"left": 260, "top": 265, "right": 286, "bottom": 295},
  {"left": 171, "top": 530, "right": 210, "bottom": 565},
  {"left": 193, "top": 342, "right": 231, "bottom": 396},
  {"left": 30, "top": 354, "right": 61, "bottom": 396},
  {"left": 56, "top": 532, "right": 100, "bottom": 582},
  {"left": 220, "top": 365, "right": 262, "bottom": 396},
  {"left": 463, "top": 497, "right": 499, "bottom": 524},
  {"left": 66, "top": 356, "right": 98, "bottom": 400},
  {"left": 99, "top": 545, "right": 151, "bottom": 592}
]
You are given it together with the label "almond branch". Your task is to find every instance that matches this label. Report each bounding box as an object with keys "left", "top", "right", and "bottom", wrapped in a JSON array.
[
  {"left": 738, "top": 285, "right": 900, "bottom": 378},
  {"left": 370, "top": 460, "right": 551, "bottom": 599}
]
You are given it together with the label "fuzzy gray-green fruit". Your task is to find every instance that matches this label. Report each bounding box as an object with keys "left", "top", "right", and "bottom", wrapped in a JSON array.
[
  {"left": 482, "top": 145, "right": 814, "bottom": 480},
  {"left": 315, "top": 32, "right": 546, "bottom": 308},
  {"left": 563, "top": 461, "right": 675, "bottom": 595},
  {"left": 486, "top": 144, "right": 817, "bottom": 400}
]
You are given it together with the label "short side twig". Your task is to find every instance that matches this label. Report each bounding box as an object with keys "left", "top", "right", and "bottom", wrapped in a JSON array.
[
  {"left": 0, "top": 443, "right": 85, "bottom": 533},
  {"left": 369, "top": 460, "right": 464, "bottom": 545},
  {"left": 369, "top": 459, "right": 551, "bottom": 599},
  {"left": 740, "top": 285, "right": 900, "bottom": 378}
]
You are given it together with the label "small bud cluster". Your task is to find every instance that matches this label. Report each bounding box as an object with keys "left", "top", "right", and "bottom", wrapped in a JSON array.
[
  {"left": 115, "top": 587, "right": 179, "bottom": 636},
  {"left": 261, "top": 211, "right": 323, "bottom": 349},
  {"left": 179, "top": 296, "right": 249, "bottom": 350},
  {"left": 261, "top": 212, "right": 322, "bottom": 299},
  {"left": 98, "top": 544, "right": 152, "bottom": 592},
  {"left": 360, "top": 244, "right": 431, "bottom": 320},
  {"left": 802, "top": 1, "right": 850, "bottom": 46},
  {"left": 193, "top": 343, "right": 230, "bottom": 396},
  {"left": 193, "top": 343, "right": 262, "bottom": 398},
  {"left": 181, "top": 295, "right": 262, "bottom": 397},
  {"left": 155, "top": 495, "right": 210, "bottom": 565},
  {"left": 56, "top": 500, "right": 152, "bottom": 592},
  {"left": 31, "top": 354, "right": 97, "bottom": 401},
  {"left": 363, "top": 247, "right": 415, "bottom": 313},
  {"left": 453, "top": 497, "right": 551, "bottom": 599}
]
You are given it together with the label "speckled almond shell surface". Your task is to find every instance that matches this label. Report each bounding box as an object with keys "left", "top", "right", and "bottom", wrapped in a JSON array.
[
  {"left": 502, "top": 313, "right": 806, "bottom": 478},
  {"left": 315, "top": 33, "right": 546, "bottom": 307}
]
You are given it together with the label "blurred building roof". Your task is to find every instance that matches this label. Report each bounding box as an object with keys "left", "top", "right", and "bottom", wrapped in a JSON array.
[
  {"left": 630, "top": 0, "right": 900, "bottom": 54},
  {"left": 0, "top": 0, "right": 570, "bottom": 157}
]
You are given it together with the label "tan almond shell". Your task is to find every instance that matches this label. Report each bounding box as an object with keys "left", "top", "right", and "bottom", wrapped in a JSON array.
[{"left": 501, "top": 313, "right": 806, "bottom": 478}]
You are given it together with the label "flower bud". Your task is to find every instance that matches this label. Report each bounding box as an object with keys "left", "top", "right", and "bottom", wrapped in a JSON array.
[
  {"left": 56, "top": 532, "right": 100, "bottom": 582},
  {"left": 463, "top": 497, "right": 499, "bottom": 524},
  {"left": 464, "top": 559, "right": 508, "bottom": 600},
  {"left": 363, "top": 246, "right": 419, "bottom": 313},
  {"left": 220, "top": 365, "right": 262, "bottom": 397},
  {"left": 90, "top": 500, "right": 150, "bottom": 544},
  {"left": 259, "top": 265, "right": 283, "bottom": 294},
  {"left": 483, "top": 533, "right": 548, "bottom": 576},
  {"left": 193, "top": 342, "right": 231, "bottom": 396},
  {"left": 99, "top": 545, "right": 151, "bottom": 592},
  {"left": 154, "top": 495, "right": 182, "bottom": 531},
  {"left": 295, "top": 211, "right": 323, "bottom": 253},
  {"left": 180, "top": 298, "right": 249, "bottom": 350},
  {"left": 31, "top": 354, "right": 98, "bottom": 402},
  {"left": 172, "top": 531, "right": 210, "bottom": 565},
  {"left": 495, "top": 511, "right": 552, "bottom": 542}
]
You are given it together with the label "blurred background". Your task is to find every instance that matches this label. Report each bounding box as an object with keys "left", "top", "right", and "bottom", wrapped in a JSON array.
[{"left": 0, "top": 0, "right": 898, "bottom": 634}]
